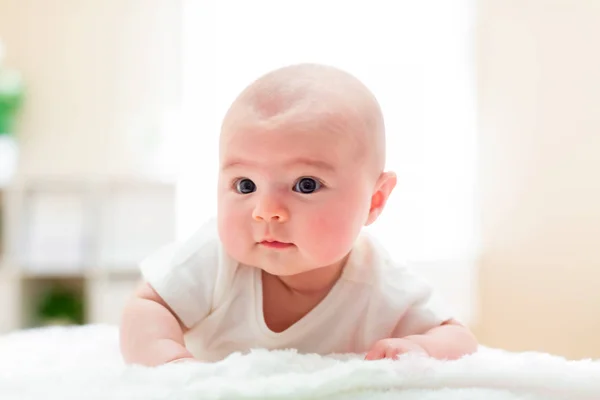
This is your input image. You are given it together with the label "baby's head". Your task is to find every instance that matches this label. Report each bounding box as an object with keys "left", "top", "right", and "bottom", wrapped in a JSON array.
[{"left": 217, "top": 63, "right": 396, "bottom": 276}]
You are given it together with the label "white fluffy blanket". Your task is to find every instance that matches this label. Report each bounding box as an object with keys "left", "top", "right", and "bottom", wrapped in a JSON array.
[{"left": 0, "top": 325, "right": 599, "bottom": 400}]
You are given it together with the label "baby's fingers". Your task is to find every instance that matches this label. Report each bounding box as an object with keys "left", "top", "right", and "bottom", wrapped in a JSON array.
[{"left": 364, "top": 344, "right": 386, "bottom": 360}]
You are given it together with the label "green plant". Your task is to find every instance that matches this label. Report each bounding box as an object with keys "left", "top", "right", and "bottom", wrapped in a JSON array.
[
  {"left": 0, "top": 40, "right": 24, "bottom": 135},
  {"left": 37, "top": 285, "right": 85, "bottom": 326},
  {"left": 0, "top": 87, "right": 22, "bottom": 134}
]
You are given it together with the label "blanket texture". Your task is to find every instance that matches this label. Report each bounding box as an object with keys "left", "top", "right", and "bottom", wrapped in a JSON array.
[{"left": 0, "top": 325, "right": 598, "bottom": 400}]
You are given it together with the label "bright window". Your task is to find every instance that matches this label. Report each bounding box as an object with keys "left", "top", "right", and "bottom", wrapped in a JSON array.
[{"left": 178, "top": 0, "right": 478, "bottom": 321}]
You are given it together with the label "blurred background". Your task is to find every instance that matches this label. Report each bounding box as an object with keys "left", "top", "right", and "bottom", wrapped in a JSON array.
[{"left": 0, "top": 0, "right": 598, "bottom": 360}]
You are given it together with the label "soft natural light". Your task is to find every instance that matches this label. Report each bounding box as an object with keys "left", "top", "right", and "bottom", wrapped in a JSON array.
[{"left": 178, "top": 1, "right": 478, "bottom": 271}]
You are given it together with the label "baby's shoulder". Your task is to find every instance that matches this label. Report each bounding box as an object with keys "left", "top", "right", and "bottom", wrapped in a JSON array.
[
  {"left": 173, "top": 219, "right": 222, "bottom": 265},
  {"left": 343, "top": 234, "right": 433, "bottom": 299},
  {"left": 140, "top": 218, "right": 222, "bottom": 274}
]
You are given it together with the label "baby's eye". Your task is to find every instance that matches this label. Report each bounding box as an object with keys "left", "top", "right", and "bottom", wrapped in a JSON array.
[
  {"left": 293, "top": 177, "right": 322, "bottom": 194},
  {"left": 235, "top": 178, "right": 256, "bottom": 194}
]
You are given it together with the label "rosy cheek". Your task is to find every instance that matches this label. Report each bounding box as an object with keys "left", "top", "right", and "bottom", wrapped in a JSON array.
[
  {"left": 301, "top": 200, "right": 359, "bottom": 259},
  {"left": 218, "top": 198, "right": 246, "bottom": 244}
]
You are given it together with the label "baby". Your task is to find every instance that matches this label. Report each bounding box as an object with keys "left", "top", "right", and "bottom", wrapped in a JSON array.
[{"left": 120, "top": 63, "right": 478, "bottom": 366}]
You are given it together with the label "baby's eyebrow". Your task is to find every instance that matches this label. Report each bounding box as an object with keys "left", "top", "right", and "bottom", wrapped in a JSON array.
[
  {"left": 221, "top": 159, "right": 255, "bottom": 170},
  {"left": 221, "top": 158, "right": 335, "bottom": 172}
]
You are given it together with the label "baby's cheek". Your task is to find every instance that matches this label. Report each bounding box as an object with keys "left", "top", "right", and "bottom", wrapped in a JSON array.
[
  {"left": 218, "top": 200, "right": 249, "bottom": 250},
  {"left": 302, "top": 205, "right": 360, "bottom": 262}
]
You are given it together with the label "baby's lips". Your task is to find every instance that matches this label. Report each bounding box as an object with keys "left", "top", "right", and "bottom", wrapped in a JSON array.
[{"left": 259, "top": 240, "right": 295, "bottom": 249}]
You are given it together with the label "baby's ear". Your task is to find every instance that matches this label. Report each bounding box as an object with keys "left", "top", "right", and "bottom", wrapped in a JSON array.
[{"left": 365, "top": 171, "right": 397, "bottom": 226}]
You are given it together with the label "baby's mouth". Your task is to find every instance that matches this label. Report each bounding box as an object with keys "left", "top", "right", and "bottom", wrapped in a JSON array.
[{"left": 259, "top": 240, "right": 294, "bottom": 249}]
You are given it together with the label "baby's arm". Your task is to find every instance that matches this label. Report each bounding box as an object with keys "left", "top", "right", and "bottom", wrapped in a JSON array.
[
  {"left": 365, "top": 319, "right": 477, "bottom": 361},
  {"left": 402, "top": 320, "right": 478, "bottom": 359},
  {"left": 120, "top": 281, "right": 195, "bottom": 366}
]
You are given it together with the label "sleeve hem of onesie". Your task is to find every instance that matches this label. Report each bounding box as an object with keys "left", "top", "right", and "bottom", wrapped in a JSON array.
[
  {"left": 148, "top": 277, "right": 200, "bottom": 329},
  {"left": 139, "top": 252, "right": 202, "bottom": 329}
]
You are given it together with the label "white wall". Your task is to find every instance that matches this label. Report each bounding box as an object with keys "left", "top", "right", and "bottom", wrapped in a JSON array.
[
  {"left": 0, "top": 0, "right": 182, "bottom": 180},
  {"left": 476, "top": 0, "right": 600, "bottom": 358}
]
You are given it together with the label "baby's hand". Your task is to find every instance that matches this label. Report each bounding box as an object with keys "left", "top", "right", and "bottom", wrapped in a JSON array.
[{"left": 365, "top": 337, "right": 428, "bottom": 360}]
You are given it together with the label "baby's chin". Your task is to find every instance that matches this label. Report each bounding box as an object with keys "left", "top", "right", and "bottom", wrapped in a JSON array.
[
  {"left": 248, "top": 258, "right": 317, "bottom": 277},
  {"left": 250, "top": 264, "right": 312, "bottom": 277},
  {"left": 238, "top": 246, "right": 323, "bottom": 276}
]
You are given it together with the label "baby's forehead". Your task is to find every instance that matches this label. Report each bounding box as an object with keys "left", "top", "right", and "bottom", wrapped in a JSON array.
[
  {"left": 223, "top": 84, "right": 370, "bottom": 145},
  {"left": 221, "top": 107, "right": 360, "bottom": 156},
  {"left": 220, "top": 107, "right": 365, "bottom": 173},
  {"left": 226, "top": 96, "right": 359, "bottom": 137}
]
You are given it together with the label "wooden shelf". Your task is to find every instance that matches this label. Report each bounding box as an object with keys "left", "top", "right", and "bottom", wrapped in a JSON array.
[{"left": 20, "top": 270, "right": 89, "bottom": 279}]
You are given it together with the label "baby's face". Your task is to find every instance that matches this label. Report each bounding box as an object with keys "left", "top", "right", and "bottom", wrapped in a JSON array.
[{"left": 217, "top": 113, "right": 375, "bottom": 276}]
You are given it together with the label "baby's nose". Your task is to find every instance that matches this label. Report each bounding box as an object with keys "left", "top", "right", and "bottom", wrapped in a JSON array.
[{"left": 252, "top": 196, "right": 289, "bottom": 222}]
